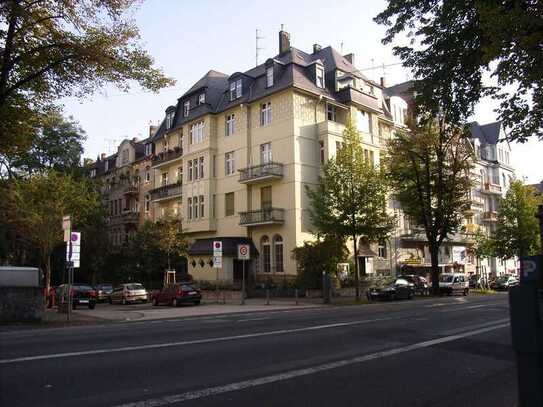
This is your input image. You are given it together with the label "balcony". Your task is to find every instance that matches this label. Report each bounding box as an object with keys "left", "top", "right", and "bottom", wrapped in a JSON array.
[
  {"left": 462, "top": 223, "right": 479, "bottom": 235},
  {"left": 123, "top": 184, "right": 139, "bottom": 195},
  {"left": 150, "top": 182, "right": 182, "bottom": 201},
  {"left": 239, "top": 208, "right": 285, "bottom": 226},
  {"left": 318, "top": 120, "right": 346, "bottom": 136},
  {"left": 239, "top": 162, "right": 283, "bottom": 184},
  {"left": 482, "top": 211, "right": 498, "bottom": 222},
  {"left": 481, "top": 182, "right": 502, "bottom": 195},
  {"left": 463, "top": 198, "right": 485, "bottom": 214},
  {"left": 152, "top": 147, "right": 183, "bottom": 168}
]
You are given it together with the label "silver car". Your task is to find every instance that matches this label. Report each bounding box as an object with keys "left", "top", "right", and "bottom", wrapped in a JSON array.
[{"left": 109, "top": 283, "right": 148, "bottom": 304}]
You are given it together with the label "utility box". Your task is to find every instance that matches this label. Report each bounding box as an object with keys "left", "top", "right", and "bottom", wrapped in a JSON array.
[
  {"left": 0, "top": 266, "right": 42, "bottom": 287},
  {"left": 0, "top": 266, "right": 44, "bottom": 322}
]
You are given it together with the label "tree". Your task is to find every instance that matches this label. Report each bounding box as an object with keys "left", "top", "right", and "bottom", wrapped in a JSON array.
[
  {"left": 1, "top": 108, "right": 86, "bottom": 178},
  {"left": 292, "top": 237, "right": 348, "bottom": 289},
  {"left": 492, "top": 181, "right": 541, "bottom": 262},
  {"left": 5, "top": 170, "right": 100, "bottom": 292},
  {"left": 306, "top": 120, "right": 395, "bottom": 301},
  {"left": 0, "top": 0, "right": 175, "bottom": 153},
  {"left": 375, "top": 1, "right": 543, "bottom": 142},
  {"left": 384, "top": 119, "right": 473, "bottom": 294},
  {"left": 155, "top": 213, "right": 189, "bottom": 272}
]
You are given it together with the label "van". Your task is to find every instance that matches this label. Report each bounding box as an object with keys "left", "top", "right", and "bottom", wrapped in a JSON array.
[{"left": 439, "top": 273, "right": 469, "bottom": 296}]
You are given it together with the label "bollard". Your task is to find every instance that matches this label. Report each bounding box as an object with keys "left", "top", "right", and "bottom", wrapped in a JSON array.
[
  {"left": 266, "top": 289, "right": 270, "bottom": 305},
  {"left": 295, "top": 288, "right": 299, "bottom": 305}
]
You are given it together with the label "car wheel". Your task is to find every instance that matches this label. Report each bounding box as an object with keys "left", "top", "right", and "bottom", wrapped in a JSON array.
[
  {"left": 152, "top": 297, "right": 158, "bottom": 306},
  {"left": 122, "top": 297, "right": 127, "bottom": 305},
  {"left": 172, "top": 298, "right": 178, "bottom": 307},
  {"left": 194, "top": 300, "right": 201, "bottom": 306},
  {"left": 463, "top": 288, "right": 469, "bottom": 296},
  {"left": 89, "top": 302, "right": 95, "bottom": 310}
]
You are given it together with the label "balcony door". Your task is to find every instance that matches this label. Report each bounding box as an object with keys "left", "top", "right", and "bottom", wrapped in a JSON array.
[
  {"left": 261, "top": 186, "right": 272, "bottom": 210},
  {"left": 260, "top": 143, "right": 272, "bottom": 165}
]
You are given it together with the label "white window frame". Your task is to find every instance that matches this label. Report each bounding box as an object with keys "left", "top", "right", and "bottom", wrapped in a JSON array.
[
  {"left": 236, "top": 79, "right": 242, "bottom": 99},
  {"left": 188, "top": 160, "right": 193, "bottom": 181},
  {"left": 226, "top": 114, "right": 235, "bottom": 136},
  {"left": 260, "top": 142, "right": 272, "bottom": 164},
  {"left": 199, "top": 195, "right": 204, "bottom": 218},
  {"left": 144, "top": 195, "right": 150, "bottom": 213},
  {"left": 198, "top": 93, "right": 205, "bottom": 105},
  {"left": 166, "top": 111, "right": 174, "bottom": 129},
  {"left": 187, "top": 197, "right": 192, "bottom": 220},
  {"left": 266, "top": 66, "right": 274, "bottom": 87},
  {"left": 327, "top": 104, "right": 336, "bottom": 122},
  {"left": 225, "top": 151, "right": 235, "bottom": 176},
  {"left": 145, "top": 143, "right": 152, "bottom": 156},
  {"left": 198, "top": 156, "right": 204, "bottom": 179},
  {"left": 183, "top": 101, "right": 190, "bottom": 117},
  {"left": 193, "top": 196, "right": 199, "bottom": 219},
  {"left": 316, "top": 65, "right": 325, "bottom": 88},
  {"left": 260, "top": 102, "right": 272, "bottom": 126}
]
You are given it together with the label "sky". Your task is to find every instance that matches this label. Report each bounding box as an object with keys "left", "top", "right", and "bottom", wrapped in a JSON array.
[{"left": 62, "top": 0, "right": 542, "bottom": 184}]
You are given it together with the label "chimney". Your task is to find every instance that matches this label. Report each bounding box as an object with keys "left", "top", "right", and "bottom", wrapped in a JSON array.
[
  {"left": 344, "top": 53, "right": 355, "bottom": 65},
  {"left": 149, "top": 125, "right": 158, "bottom": 137},
  {"left": 380, "top": 76, "right": 387, "bottom": 87},
  {"left": 100, "top": 153, "right": 106, "bottom": 160},
  {"left": 132, "top": 137, "right": 139, "bottom": 143},
  {"left": 313, "top": 44, "right": 322, "bottom": 53},
  {"left": 278, "top": 26, "right": 291, "bottom": 54}
]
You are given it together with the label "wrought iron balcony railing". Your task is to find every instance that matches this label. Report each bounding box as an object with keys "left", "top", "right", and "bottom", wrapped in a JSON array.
[
  {"left": 239, "top": 207, "right": 285, "bottom": 226},
  {"left": 239, "top": 162, "right": 283, "bottom": 184}
]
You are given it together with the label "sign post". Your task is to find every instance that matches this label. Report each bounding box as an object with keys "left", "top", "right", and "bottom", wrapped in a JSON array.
[
  {"left": 237, "top": 244, "right": 250, "bottom": 305},
  {"left": 213, "top": 241, "right": 222, "bottom": 303}
]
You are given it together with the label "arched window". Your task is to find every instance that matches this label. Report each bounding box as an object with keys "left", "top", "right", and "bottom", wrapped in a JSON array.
[
  {"left": 261, "top": 236, "right": 271, "bottom": 273},
  {"left": 274, "top": 235, "right": 284, "bottom": 272}
]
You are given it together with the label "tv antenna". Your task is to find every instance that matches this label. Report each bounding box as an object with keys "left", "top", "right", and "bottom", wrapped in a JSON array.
[{"left": 256, "top": 29, "right": 265, "bottom": 66}]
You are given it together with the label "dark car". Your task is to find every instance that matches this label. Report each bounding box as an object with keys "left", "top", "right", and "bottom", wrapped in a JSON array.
[
  {"left": 95, "top": 283, "right": 114, "bottom": 302},
  {"left": 399, "top": 274, "right": 429, "bottom": 296},
  {"left": 151, "top": 283, "right": 202, "bottom": 306},
  {"left": 491, "top": 275, "right": 519, "bottom": 290},
  {"left": 367, "top": 278, "right": 415, "bottom": 301},
  {"left": 469, "top": 274, "right": 483, "bottom": 289},
  {"left": 57, "top": 284, "right": 97, "bottom": 309}
]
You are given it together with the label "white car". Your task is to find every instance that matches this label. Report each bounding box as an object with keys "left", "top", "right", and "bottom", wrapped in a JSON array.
[{"left": 439, "top": 273, "right": 469, "bottom": 296}]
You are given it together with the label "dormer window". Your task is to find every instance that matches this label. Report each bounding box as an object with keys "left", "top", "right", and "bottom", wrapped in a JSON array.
[
  {"left": 316, "top": 65, "right": 325, "bottom": 88},
  {"left": 198, "top": 93, "right": 205, "bottom": 105},
  {"left": 145, "top": 143, "right": 153, "bottom": 156},
  {"left": 230, "top": 79, "right": 242, "bottom": 101},
  {"left": 266, "top": 66, "right": 274, "bottom": 87},
  {"left": 183, "top": 101, "right": 190, "bottom": 117},
  {"left": 166, "top": 111, "right": 174, "bottom": 129}
]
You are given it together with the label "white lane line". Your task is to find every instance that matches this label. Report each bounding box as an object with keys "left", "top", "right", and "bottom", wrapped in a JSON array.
[
  {"left": 439, "top": 304, "right": 490, "bottom": 313},
  {"left": 236, "top": 317, "right": 270, "bottom": 323},
  {"left": 466, "top": 305, "right": 489, "bottom": 309},
  {"left": 0, "top": 317, "right": 391, "bottom": 365},
  {"left": 112, "top": 321, "right": 510, "bottom": 407}
]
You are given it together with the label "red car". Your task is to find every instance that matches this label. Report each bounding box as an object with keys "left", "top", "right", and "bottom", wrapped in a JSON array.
[{"left": 151, "top": 283, "right": 202, "bottom": 306}]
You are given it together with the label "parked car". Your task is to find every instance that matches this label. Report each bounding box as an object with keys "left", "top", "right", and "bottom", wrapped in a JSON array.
[
  {"left": 469, "top": 274, "right": 483, "bottom": 289},
  {"left": 109, "top": 283, "right": 148, "bottom": 305},
  {"left": 439, "top": 273, "right": 469, "bottom": 296},
  {"left": 56, "top": 284, "right": 97, "bottom": 309},
  {"left": 151, "top": 283, "right": 202, "bottom": 306},
  {"left": 399, "top": 274, "right": 429, "bottom": 295},
  {"left": 367, "top": 278, "right": 415, "bottom": 301},
  {"left": 95, "top": 283, "right": 114, "bottom": 302},
  {"left": 491, "top": 275, "right": 519, "bottom": 290}
]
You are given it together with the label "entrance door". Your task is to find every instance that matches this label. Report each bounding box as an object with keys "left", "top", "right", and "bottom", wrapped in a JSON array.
[{"left": 233, "top": 259, "right": 244, "bottom": 282}]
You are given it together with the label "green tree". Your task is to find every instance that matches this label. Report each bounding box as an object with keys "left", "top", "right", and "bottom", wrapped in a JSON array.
[
  {"left": 0, "top": 0, "right": 175, "bottom": 153},
  {"left": 375, "top": 1, "right": 543, "bottom": 142},
  {"left": 155, "top": 213, "right": 189, "bottom": 272},
  {"left": 384, "top": 119, "right": 473, "bottom": 294},
  {"left": 492, "top": 181, "right": 541, "bottom": 261},
  {"left": 306, "top": 120, "right": 395, "bottom": 301},
  {"left": 5, "top": 170, "right": 100, "bottom": 292},
  {"left": 292, "top": 237, "right": 348, "bottom": 289}
]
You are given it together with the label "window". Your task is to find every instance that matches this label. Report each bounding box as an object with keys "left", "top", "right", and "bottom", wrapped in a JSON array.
[
  {"left": 357, "top": 109, "right": 370, "bottom": 133},
  {"left": 145, "top": 195, "right": 150, "bottom": 213},
  {"left": 90, "top": 169, "right": 96, "bottom": 178},
  {"left": 193, "top": 196, "right": 199, "bottom": 219},
  {"left": 198, "top": 93, "right": 205, "bottom": 105},
  {"left": 105, "top": 160, "right": 109, "bottom": 172},
  {"left": 225, "top": 192, "right": 235, "bottom": 216},
  {"left": 183, "top": 101, "right": 190, "bottom": 117},
  {"left": 162, "top": 139, "right": 168, "bottom": 152},
  {"left": 188, "top": 160, "right": 193, "bottom": 181},
  {"left": 261, "top": 186, "right": 272, "bottom": 209},
  {"left": 225, "top": 151, "right": 235, "bottom": 175},
  {"left": 225, "top": 114, "right": 235, "bottom": 136},
  {"left": 260, "top": 142, "right": 272, "bottom": 164},
  {"left": 198, "top": 156, "right": 204, "bottom": 179},
  {"left": 122, "top": 149, "right": 129, "bottom": 164},
  {"left": 266, "top": 66, "right": 274, "bottom": 87},
  {"left": 145, "top": 143, "right": 153, "bottom": 156},
  {"left": 230, "top": 79, "right": 242, "bottom": 100},
  {"left": 161, "top": 172, "right": 168, "bottom": 186},
  {"left": 260, "top": 102, "right": 272, "bottom": 126},
  {"left": 369, "top": 150, "right": 375, "bottom": 166},
  {"left": 274, "top": 235, "right": 284, "bottom": 272},
  {"left": 166, "top": 111, "right": 174, "bottom": 129},
  {"left": 327, "top": 104, "right": 336, "bottom": 122},
  {"left": 378, "top": 241, "right": 387, "bottom": 258},
  {"left": 199, "top": 195, "right": 204, "bottom": 218},
  {"left": 190, "top": 121, "right": 205, "bottom": 144},
  {"left": 316, "top": 65, "right": 325, "bottom": 88},
  {"left": 262, "top": 236, "right": 271, "bottom": 273},
  {"left": 145, "top": 166, "right": 151, "bottom": 182},
  {"left": 177, "top": 166, "right": 183, "bottom": 183},
  {"left": 187, "top": 198, "right": 192, "bottom": 220},
  {"left": 319, "top": 141, "right": 325, "bottom": 164}
]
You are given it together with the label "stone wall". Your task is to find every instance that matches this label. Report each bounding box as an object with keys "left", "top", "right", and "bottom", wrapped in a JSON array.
[{"left": 0, "top": 287, "right": 44, "bottom": 322}]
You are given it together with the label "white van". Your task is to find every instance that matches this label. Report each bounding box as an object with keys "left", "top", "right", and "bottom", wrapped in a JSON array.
[{"left": 439, "top": 273, "right": 469, "bottom": 296}]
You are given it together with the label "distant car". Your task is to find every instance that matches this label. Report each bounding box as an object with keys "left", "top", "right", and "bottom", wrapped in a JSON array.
[
  {"left": 56, "top": 284, "right": 97, "bottom": 309},
  {"left": 152, "top": 283, "right": 202, "bottom": 306},
  {"left": 469, "top": 274, "right": 483, "bottom": 289},
  {"left": 399, "top": 275, "right": 429, "bottom": 296},
  {"left": 367, "top": 278, "right": 415, "bottom": 301},
  {"left": 439, "top": 273, "right": 469, "bottom": 296},
  {"left": 109, "top": 283, "right": 148, "bottom": 305},
  {"left": 95, "top": 283, "right": 114, "bottom": 302},
  {"left": 491, "top": 275, "right": 519, "bottom": 290}
]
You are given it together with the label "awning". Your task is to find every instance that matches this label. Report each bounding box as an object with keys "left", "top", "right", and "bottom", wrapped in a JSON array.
[{"left": 188, "top": 237, "right": 259, "bottom": 257}]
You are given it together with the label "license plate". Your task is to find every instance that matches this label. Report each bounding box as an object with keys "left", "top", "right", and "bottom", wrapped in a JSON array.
[
  {"left": 79, "top": 299, "right": 89, "bottom": 303},
  {"left": 189, "top": 292, "right": 197, "bottom": 295}
]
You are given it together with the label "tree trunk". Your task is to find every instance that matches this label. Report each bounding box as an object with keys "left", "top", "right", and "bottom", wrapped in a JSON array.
[
  {"left": 353, "top": 235, "right": 360, "bottom": 301},
  {"left": 429, "top": 243, "right": 440, "bottom": 295},
  {"left": 43, "top": 252, "right": 52, "bottom": 304}
]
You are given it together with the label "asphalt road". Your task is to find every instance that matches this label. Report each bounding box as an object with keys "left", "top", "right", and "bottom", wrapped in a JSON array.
[{"left": 0, "top": 293, "right": 517, "bottom": 407}]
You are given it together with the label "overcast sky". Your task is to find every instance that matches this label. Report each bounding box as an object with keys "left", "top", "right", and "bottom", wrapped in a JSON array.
[{"left": 62, "top": 0, "right": 541, "bottom": 184}]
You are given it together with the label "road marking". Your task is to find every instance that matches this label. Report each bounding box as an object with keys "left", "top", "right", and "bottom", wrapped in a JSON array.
[
  {"left": 0, "top": 317, "right": 391, "bottom": 365},
  {"left": 236, "top": 317, "right": 270, "bottom": 323},
  {"left": 112, "top": 321, "right": 510, "bottom": 406},
  {"left": 425, "top": 303, "right": 447, "bottom": 308},
  {"left": 439, "top": 304, "right": 490, "bottom": 313}
]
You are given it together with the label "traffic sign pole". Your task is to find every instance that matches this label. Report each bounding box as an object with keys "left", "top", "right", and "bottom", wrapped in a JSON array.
[
  {"left": 241, "top": 260, "right": 245, "bottom": 305},
  {"left": 237, "top": 244, "right": 250, "bottom": 305}
]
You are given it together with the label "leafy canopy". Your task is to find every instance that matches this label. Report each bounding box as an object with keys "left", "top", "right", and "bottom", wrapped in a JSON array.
[{"left": 375, "top": 1, "right": 543, "bottom": 142}]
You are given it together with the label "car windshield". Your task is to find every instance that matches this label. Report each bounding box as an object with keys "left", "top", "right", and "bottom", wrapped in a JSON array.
[
  {"left": 395, "top": 279, "right": 409, "bottom": 286},
  {"left": 180, "top": 285, "right": 195, "bottom": 292},
  {"left": 126, "top": 284, "right": 144, "bottom": 290},
  {"left": 74, "top": 285, "right": 92, "bottom": 291},
  {"left": 440, "top": 275, "right": 454, "bottom": 283}
]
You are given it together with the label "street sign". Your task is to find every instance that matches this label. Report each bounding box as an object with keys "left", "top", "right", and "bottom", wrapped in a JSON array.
[
  {"left": 66, "top": 232, "right": 81, "bottom": 268},
  {"left": 62, "top": 215, "right": 71, "bottom": 242},
  {"left": 520, "top": 255, "right": 542, "bottom": 285},
  {"left": 237, "top": 244, "right": 250, "bottom": 260},
  {"left": 213, "top": 255, "right": 222, "bottom": 268},
  {"left": 213, "top": 241, "right": 222, "bottom": 256}
]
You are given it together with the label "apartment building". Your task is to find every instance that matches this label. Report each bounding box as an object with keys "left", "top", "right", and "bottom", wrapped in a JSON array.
[{"left": 145, "top": 29, "right": 408, "bottom": 283}]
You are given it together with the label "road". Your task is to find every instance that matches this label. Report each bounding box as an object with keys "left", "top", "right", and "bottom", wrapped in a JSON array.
[{"left": 0, "top": 293, "right": 516, "bottom": 406}]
